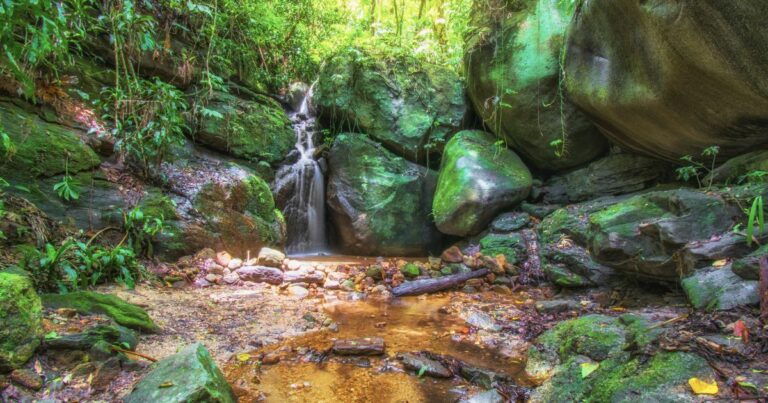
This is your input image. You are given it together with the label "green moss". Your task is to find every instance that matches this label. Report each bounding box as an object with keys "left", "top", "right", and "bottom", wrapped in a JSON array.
[
  {"left": 139, "top": 190, "right": 179, "bottom": 220},
  {"left": 543, "top": 315, "right": 626, "bottom": 361},
  {"left": 0, "top": 272, "right": 43, "bottom": 370},
  {"left": 42, "top": 291, "right": 159, "bottom": 333},
  {"left": 0, "top": 101, "right": 100, "bottom": 179},
  {"left": 543, "top": 264, "right": 589, "bottom": 287},
  {"left": 401, "top": 263, "right": 421, "bottom": 278},
  {"left": 479, "top": 233, "right": 525, "bottom": 264},
  {"left": 242, "top": 175, "right": 276, "bottom": 220}
]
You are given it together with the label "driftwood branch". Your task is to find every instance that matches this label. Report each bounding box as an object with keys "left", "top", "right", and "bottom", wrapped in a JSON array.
[{"left": 392, "top": 269, "right": 489, "bottom": 297}]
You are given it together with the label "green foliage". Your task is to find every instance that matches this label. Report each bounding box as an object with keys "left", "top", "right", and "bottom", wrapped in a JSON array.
[
  {"left": 123, "top": 206, "right": 165, "bottom": 258},
  {"left": 98, "top": 77, "right": 188, "bottom": 175},
  {"left": 53, "top": 175, "right": 81, "bottom": 202},
  {"left": 676, "top": 146, "right": 720, "bottom": 190},
  {"left": 747, "top": 195, "right": 765, "bottom": 247}
]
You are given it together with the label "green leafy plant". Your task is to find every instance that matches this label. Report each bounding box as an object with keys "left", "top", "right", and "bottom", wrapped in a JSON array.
[
  {"left": 746, "top": 195, "right": 765, "bottom": 247},
  {"left": 123, "top": 206, "right": 165, "bottom": 257},
  {"left": 676, "top": 146, "right": 720, "bottom": 190},
  {"left": 53, "top": 175, "right": 81, "bottom": 202}
]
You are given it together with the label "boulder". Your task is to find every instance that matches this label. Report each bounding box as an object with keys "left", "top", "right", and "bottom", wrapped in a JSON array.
[
  {"left": 706, "top": 150, "right": 768, "bottom": 185},
  {"left": 588, "top": 189, "right": 739, "bottom": 281},
  {"left": 235, "top": 266, "right": 284, "bottom": 285},
  {"left": 564, "top": 0, "right": 768, "bottom": 162},
  {"left": 327, "top": 134, "right": 441, "bottom": 255},
  {"left": 479, "top": 233, "right": 526, "bottom": 265},
  {"left": 41, "top": 291, "right": 158, "bottom": 333},
  {"left": 526, "top": 315, "right": 713, "bottom": 402},
  {"left": 257, "top": 247, "right": 285, "bottom": 268},
  {"left": 682, "top": 265, "right": 760, "bottom": 310},
  {"left": 193, "top": 91, "right": 294, "bottom": 165},
  {"left": 0, "top": 272, "right": 43, "bottom": 371},
  {"left": 732, "top": 245, "right": 768, "bottom": 280},
  {"left": 464, "top": 0, "right": 607, "bottom": 171},
  {"left": 432, "top": 130, "right": 532, "bottom": 236},
  {"left": 539, "top": 153, "right": 670, "bottom": 204},
  {"left": 0, "top": 100, "right": 100, "bottom": 180},
  {"left": 124, "top": 343, "right": 235, "bottom": 403},
  {"left": 315, "top": 49, "right": 466, "bottom": 163}
]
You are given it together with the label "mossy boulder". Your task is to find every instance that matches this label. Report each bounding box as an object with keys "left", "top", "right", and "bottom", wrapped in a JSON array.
[
  {"left": 527, "top": 315, "right": 713, "bottom": 402},
  {"left": 42, "top": 292, "right": 159, "bottom": 333},
  {"left": 193, "top": 91, "right": 294, "bottom": 165},
  {"left": 732, "top": 244, "right": 768, "bottom": 280},
  {"left": 327, "top": 134, "right": 442, "bottom": 256},
  {"left": 0, "top": 272, "right": 43, "bottom": 371},
  {"left": 479, "top": 233, "right": 526, "bottom": 265},
  {"left": 45, "top": 325, "right": 138, "bottom": 351},
  {"left": 124, "top": 343, "right": 235, "bottom": 403},
  {"left": 682, "top": 265, "right": 760, "bottom": 310},
  {"left": 464, "top": 0, "right": 607, "bottom": 171},
  {"left": 564, "top": 0, "right": 768, "bottom": 162},
  {"left": 0, "top": 100, "right": 100, "bottom": 179},
  {"left": 588, "top": 189, "right": 739, "bottom": 281},
  {"left": 542, "top": 245, "right": 614, "bottom": 288},
  {"left": 433, "top": 130, "right": 532, "bottom": 236},
  {"left": 315, "top": 49, "right": 466, "bottom": 164}
]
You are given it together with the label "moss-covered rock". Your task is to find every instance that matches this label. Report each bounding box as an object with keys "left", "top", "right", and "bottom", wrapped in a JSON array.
[
  {"left": 0, "top": 100, "right": 100, "bottom": 179},
  {"left": 400, "top": 263, "right": 421, "bottom": 278},
  {"left": 479, "top": 233, "right": 526, "bottom": 264},
  {"left": 327, "top": 134, "right": 442, "bottom": 255},
  {"left": 527, "top": 314, "right": 712, "bottom": 402},
  {"left": 193, "top": 91, "right": 294, "bottom": 165},
  {"left": 732, "top": 244, "right": 768, "bottom": 280},
  {"left": 433, "top": 130, "right": 532, "bottom": 236},
  {"left": 682, "top": 266, "right": 760, "bottom": 310},
  {"left": 124, "top": 343, "right": 235, "bottom": 403},
  {"left": 315, "top": 49, "right": 466, "bottom": 164},
  {"left": 465, "top": 0, "right": 607, "bottom": 171},
  {"left": 45, "top": 325, "right": 138, "bottom": 351},
  {"left": 42, "top": 292, "right": 159, "bottom": 333},
  {"left": 0, "top": 272, "right": 43, "bottom": 371},
  {"left": 564, "top": 0, "right": 768, "bottom": 163}
]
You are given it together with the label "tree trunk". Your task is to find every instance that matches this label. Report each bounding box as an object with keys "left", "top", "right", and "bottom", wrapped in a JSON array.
[{"left": 392, "top": 269, "right": 489, "bottom": 297}]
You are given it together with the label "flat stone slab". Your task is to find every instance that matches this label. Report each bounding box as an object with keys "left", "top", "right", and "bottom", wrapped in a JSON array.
[
  {"left": 332, "top": 337, "right": 385, "bottom": 356},
  {"left": 398, "top": 353, "right": 452, "bottom": 378},
  {"left": 235, "top": 266, "right": 284, "bottom": 285}
]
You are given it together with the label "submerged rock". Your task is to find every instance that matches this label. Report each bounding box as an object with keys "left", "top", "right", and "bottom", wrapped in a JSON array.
[
  {"left": 565, "top": 0, "right": 768, "bottom": 162},
  {"left": 433, "top": 130, "right": 532, "bottom": 236},
  {"left": 41, "top": 291, "right": 158, "bottom": 333},
  {"left": 327, "top": 134, "right": 441, "bottom": 256},
  {"left": 315, "top": 49, "right": 466, "bottom": 163},
  {"left": 0, "top": 272, "right": 43, "bottom": 371},
  {"left": 398, "top": 353, "right": 452, "bottom": 378},
  {"left": 465, "top": 0, "right": 607, "bottom": 170},
  {"left": 124, "top": 343, "right": 235, "bottom": 403}
]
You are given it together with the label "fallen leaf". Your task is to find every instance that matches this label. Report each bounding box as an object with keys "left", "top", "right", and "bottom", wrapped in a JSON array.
[
  {"left": 737, "top": 381, "right": 758, "bottom": 391},
  {"left": 733, "top": 320, "right": 749, "bottom": 343},
  {"left": 688, "top": 378, "right": 718, "bottom": 395},
  {"left": 712, "top": 259, "right": 728, "bottom": 268},
  {"left": 159, "top": 381, "right": 175, "bottom": 388},
  {"left": 34, "top": 359, "right": 43, "bottom": 375},
  {"left": 237, "top": 353, "right": 251, "bottom": 362},
  {"left": 580, "top": 362, "right": 599, "bottom": 379}
]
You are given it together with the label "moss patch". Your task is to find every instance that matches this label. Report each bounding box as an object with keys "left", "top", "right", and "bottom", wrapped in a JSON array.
[
  {"left": 42, "top": 291, "right": 159, "bottom": 333},
  {"left": 0, "top": 271, "right": 43, "bottom": 371}
]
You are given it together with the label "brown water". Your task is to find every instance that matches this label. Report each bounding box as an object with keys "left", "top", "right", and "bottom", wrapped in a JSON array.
[{"left": 225, "top": 293, "right": 525, "bottom": 402}]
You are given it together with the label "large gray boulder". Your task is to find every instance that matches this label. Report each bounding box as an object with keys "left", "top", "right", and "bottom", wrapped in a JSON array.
[
  {"left": 315, "top": 49, "right": 466, "bottom": 163},
  {"left": 327, "top": 134, "right": 441, "bottom": 256},
  {"left": 565, "top": 0, "right": 768, "bottom": 162},
  {"left": 465, "top": 0, "right": 608, "bottom": 171},
  {"left": 433, "top": 130, "right": 532, "bottom": 237}
]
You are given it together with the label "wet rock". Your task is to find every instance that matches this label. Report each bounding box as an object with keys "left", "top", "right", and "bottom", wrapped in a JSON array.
[
  {"left": 315, "top": 48, "right": 466, "bottom": 162},
  {"left": 490, "top": 212, "right": 530, "bottom": 233},
  {"left": 235, "top": 266, "right": 284, "bottom": 285},
  {"left": 9, "top": 369, "right": 42, "bottom": 391},
  {"left": 465, "top": 0, "right": 607, "bottom": 170},
  {"left": 42, "top": 291, "right": 159, "bottom": 333},
  {"left": 565, "top": 0, "right": 768, "bottom": 163},
  {"left": 461, "top": 389, "right": 504, "bottom": 403},
  {"left": 433, "top": 130, "right": 532, "bottom": 236},
  {"left": 459, "top": 366, "right": 508, "bottom": 389},
  {"left": 258, "top": 247, "right": 285, "bottom": 268},
  {"left": 332, "top": 337, "right": 385, "bottom": 356},
  {"left": 284, "top": 270, "right": 325, "bottom": 284},
  {"left": 461, "top": 309, "right": 500, "bottom": 332},
  {"left": 327, "top": 134, "right": 442, "bottom": 255},
  {"left": 124, "top": 343, "right": 235, "bottom": 403},
  {"left": 0, "top": 272, "right": 42, "bottom": 371},
  {"left": 441, "top": 246, "right": 464, "bottom": 263},
  {"left": 398, "top": 353, "right": 452, "bottom": 378},
  {"left": 682, "top": 265, "right": 760, "bottom": 310},
  {"left": 535, "top": 300, "right": 581, "bottom": 314},
  {"left": 539, "top": 153, "right": 670, "bottom": 204}
]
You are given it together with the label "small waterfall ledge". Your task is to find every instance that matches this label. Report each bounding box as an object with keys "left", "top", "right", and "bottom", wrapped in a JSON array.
[{"left": 274, "top": 82, "right": 328, "bottom": 255}]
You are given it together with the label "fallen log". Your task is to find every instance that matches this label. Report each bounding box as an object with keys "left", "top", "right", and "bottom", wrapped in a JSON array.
[{"left": 392, "top": 269, "right": 489, "bottom": 297}]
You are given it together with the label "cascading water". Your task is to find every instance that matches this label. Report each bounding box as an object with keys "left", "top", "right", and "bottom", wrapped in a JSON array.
[{"left": 274, "top": 82, "right": 328, "bottom": 255}]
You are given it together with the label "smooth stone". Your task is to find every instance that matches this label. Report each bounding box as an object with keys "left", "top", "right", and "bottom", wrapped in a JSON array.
[
  {"left": 332, "top": 337, "right": 385, "bottom": 356},
  {"left": 398, "top": 353, "right": 452, "bottom": 378}
]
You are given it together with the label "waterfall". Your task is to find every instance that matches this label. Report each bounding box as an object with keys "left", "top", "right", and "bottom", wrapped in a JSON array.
[{"left": 274, "top": 82, "right": 328, "bottom": 255}]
